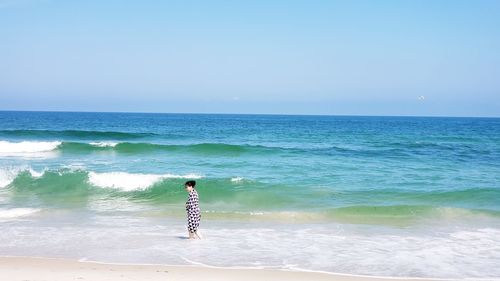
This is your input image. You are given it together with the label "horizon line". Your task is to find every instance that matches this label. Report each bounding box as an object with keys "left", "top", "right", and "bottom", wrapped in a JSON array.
[{"left": 0, "top": 109, "right": 498, "bottom": 119}]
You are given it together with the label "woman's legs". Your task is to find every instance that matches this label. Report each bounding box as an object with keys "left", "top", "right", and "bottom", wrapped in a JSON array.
[{"left": 187, "top": 212, "right": 201, "bottom": 239}]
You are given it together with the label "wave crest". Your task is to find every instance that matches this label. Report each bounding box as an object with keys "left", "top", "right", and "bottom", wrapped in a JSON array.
[
  {"left": 0, "top": 167, "right": 44, "bottom": 187},
  {"left": 89, "top": 141, "right": 119, "bottom": 147},
  {"left": 0, "top": 141, "right": 61, "bottom": 154},
  {"left": 87, "top": 171, "right": 203, "bottom": 191}
]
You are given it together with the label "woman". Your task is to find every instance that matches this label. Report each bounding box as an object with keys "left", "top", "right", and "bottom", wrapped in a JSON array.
[{"left": 184, "top": 180, "right": 202, "bottom": 239}]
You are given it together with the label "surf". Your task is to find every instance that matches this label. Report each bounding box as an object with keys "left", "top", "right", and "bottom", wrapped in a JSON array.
[
  {"left": 2, "top": 167, "right": 500, "bottom": 223},
  {"left": 0, "top": 141, "right": 61, "bottom": 154}
]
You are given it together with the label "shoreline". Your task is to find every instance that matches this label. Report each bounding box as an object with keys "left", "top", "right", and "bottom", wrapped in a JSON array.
[{"left": 0, "top": 256, "right": 464, "bottom": 281}]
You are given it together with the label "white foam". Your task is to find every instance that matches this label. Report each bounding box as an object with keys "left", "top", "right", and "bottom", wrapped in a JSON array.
[
  {"left": 3, "top": 222, "right": 499, "bottom": 278},
  {"left": 0, "top": 141, "right": 61, "bottom": 153},
  {"left": 89, "top": 141, "right": 119, "bottom": 148},
  {"left": 0, "top": 208, "right": 41, "bottom": 219},
  {"left": 64, "top": 163, "right": 87, "bottom": 171},
  {"left": 230, "top": 177, "right": 244, "bottom": 182},
  {"left": 28, "top": 168, "right": 45, "bottom": 178},
  {"left": 0, "top": 168, "right": 19, "bottom": 188},
  {"left": 0, "top": 167, "right": 46, "bottom": 188},
  {"left": 87, "top": 172, "right": 203, "bottom": 191}
]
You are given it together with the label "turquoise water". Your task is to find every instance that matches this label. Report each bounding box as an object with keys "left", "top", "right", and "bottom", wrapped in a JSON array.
[{"left": 1, "top": 111, "right": 499, "bottom": 278}]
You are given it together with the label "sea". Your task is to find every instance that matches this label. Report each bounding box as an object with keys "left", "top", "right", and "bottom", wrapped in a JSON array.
[{"left": 0, "top": 111, "right": 499, "bottom": 279}]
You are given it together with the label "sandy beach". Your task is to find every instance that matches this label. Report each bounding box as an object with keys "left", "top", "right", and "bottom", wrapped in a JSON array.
[{"left": 0, "top": 256, "right": 450, "bottom": 281}]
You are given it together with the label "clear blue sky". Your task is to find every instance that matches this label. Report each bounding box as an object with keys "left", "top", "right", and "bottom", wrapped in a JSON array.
[{"left": 1, "top": 0, "right": 499, "bottom": 116}]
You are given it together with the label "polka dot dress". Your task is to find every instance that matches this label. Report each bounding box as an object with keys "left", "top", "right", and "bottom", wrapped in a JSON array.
[{"left": 186, "top": 189, "right": 201, "bottom": 233}]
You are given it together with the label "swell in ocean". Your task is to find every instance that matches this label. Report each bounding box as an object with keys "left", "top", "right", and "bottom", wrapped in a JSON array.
[
  {"left": 1, "top": 139, "right": 497, "bottom": 160},
  {"left": 2, "top": 167, "right": 499, "bottom": 225}
]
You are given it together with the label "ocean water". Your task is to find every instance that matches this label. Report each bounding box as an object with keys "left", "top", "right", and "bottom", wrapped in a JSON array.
[{"left": 0, "top": 111, "right": 499, "bottom": 279}]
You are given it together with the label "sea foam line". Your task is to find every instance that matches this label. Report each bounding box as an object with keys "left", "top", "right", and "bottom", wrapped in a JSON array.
[
  {"left": 230, "top": 177, "right": 244, "bottom": 182},
  {"left": 0, "top": 167, "right": 45, "bottom": 188},
  {"left": 89, "top": 141, "right": 119, "bottom": 148},
  {"left": 0, "top": 140, "right": 61, "bottom": 154},
  {"left": 0, "top": 208, "right": 41, "bottom": 219},
  {"left": 87, "top": 171, "right": 203, "bottom": 191},
  {"left": 1, "top": 167, "right": 202, "bottom": 191}
]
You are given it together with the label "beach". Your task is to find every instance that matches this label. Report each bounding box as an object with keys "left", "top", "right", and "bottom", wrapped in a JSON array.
[
  {"left": 1, "top": 112, "right": 499, "bottom": 279},
  {"left": 2, "top": 0, "right": 500, "bottom": 279},
  {"left": 0, "top": 256, "right": 448, "bottom": 281}
]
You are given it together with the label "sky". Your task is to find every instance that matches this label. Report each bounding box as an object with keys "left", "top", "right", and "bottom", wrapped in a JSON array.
[{"left": 0, "top": 0, "right": 499, "bottom": 116}]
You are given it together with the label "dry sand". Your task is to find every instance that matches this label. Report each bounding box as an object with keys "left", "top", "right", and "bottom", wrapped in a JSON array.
[{"left": 0, "top": 256, "right": 453, "bottom": 281}]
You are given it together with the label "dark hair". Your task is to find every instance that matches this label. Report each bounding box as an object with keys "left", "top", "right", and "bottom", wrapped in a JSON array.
[{"left": 185, "top": 180, "right": 196, "bottom": 188}]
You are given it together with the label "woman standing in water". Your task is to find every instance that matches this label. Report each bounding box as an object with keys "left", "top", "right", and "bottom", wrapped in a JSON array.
[{"left": 185, "top": 180, "right": 202, "bottom": 239}]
